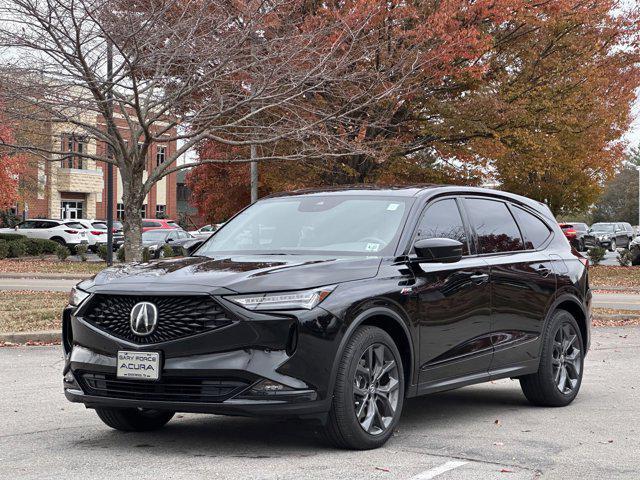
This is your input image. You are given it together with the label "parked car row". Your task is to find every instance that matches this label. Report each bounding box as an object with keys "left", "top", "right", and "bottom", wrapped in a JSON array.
[
  {"left": 2, "top": 216, "right": 219, "bottom": 258},
  {"left": 559, "top": 221, "right": 636, "bottom": 252}
]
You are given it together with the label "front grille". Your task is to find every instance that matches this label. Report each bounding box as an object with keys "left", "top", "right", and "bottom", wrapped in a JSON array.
[
  {"left": 80, "top": 373, "right": 249, "bottom": 402},
  {"left": 81, "top": 294, "right": 233, "bottom": 344}
]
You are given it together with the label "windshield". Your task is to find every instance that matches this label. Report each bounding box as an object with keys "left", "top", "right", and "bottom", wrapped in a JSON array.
[
  {"left": 590, "top": 223, "right": 614, "bottom": 232},
  {"left": 142, "top": 230, "right": 169, "bottom": 242},
  {"left": 196, "top": 195, "right": 412, "bottom": 256}
]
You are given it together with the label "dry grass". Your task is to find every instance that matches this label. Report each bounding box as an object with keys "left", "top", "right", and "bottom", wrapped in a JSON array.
[
  {"left": 0, "top": 258, "right": 105, "bottom": 276},
  {"left": 0, "top": 290, "right": 68, "bottom": 332},
  {"left": 590, "top": 266, "right": 640, "bottom": 289}
]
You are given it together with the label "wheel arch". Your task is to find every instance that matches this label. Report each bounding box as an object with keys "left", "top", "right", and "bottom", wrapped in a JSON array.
[
  {"left": 547, "top": 294, "right": 590, "bottom": 355},
  {"left": 50, "top": 236, "right": 66, "bottom": 244},
  {"left": 327, "top": 307, "right": 415, "bottom": 400}
]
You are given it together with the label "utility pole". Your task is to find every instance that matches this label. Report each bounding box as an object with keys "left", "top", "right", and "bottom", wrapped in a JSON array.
[
  {"left": 106, "top": 39, "right": 114, "bottom": 265},
  {"left": 250, "top": 31, "right": 258, "bottom": 204},
  {"left": 250, "top": 145, "right": 258, "bottom": 203}
]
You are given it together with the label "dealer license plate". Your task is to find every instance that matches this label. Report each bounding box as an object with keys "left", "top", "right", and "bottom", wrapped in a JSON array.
[{"left": 117, "top": 351, "right": 160, "bottom": 380}]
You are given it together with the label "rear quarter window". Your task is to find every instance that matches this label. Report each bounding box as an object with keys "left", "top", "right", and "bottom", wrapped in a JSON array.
[{"left": 512, "top": 207, "right": 552, "bottom": 249}]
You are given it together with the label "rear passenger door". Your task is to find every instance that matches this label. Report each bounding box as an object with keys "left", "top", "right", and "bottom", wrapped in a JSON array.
[{"left": 463, "top": 198, "right": 557, "bottom": 376}]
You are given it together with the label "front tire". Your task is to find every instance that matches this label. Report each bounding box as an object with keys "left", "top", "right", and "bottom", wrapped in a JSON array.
[
  {"left": 324, "top": 326, "right": 404, "bottom": 450},
  {"left": 609, "top": 239, "right": 616, "bottom": 252},
  {"left": 95, "top": 408, "right": 174, "bottom": 431},
  {"left": 520, "top": 310, "right": 583, "bottom": 407}
]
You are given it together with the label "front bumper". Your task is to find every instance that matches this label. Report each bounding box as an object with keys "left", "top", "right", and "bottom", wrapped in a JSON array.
[{"left": 62, "top": 294, "right": 342, "bottom": 418}]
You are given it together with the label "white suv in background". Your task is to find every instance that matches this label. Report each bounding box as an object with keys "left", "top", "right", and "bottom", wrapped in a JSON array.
[
  {"left": 73, "top": 219, "right": 110, "bottom": 251},
  {"left": 0, "top": 219, "right": 89, "bottom": 249}
]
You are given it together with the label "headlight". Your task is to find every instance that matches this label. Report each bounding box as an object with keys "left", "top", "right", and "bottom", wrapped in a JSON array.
[
  {"left": 225, "top": 286, "right": 335, "bottom": 311},
  {"left": 69, "top": 286, "right": 90, "bottom": 307}
]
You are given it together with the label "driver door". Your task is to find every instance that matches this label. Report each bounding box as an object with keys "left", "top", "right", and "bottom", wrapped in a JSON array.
[{"left": 414, "top": 198, "right": 493, "bottom": 393}]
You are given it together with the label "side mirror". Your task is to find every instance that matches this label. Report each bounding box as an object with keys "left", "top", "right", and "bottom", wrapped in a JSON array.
[
  {"left": 166, "top": 237, "right": 174, "bottom": 243},
  {"left": 413, "top": 238, "right": 463, "bottom": 264},
  {"left": 14, "top": 226, "right": 19, "bottom": 231}
]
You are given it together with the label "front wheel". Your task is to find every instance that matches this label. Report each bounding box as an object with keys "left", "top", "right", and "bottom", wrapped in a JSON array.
[
  {"left": 609, "top": 239, "right": 617, "bottom": 252},
  {"left": 324, "top": 326, "right": 404, "bottom": 450},
  {"left": 95, "top": 408, "right": 174, "bottom": 431},
  {"left": 520, "top": 310, "right": 583, "bottom": 407}
]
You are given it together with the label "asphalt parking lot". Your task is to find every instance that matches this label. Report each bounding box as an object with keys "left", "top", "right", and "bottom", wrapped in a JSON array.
[{"left": 1, "top": 327, "right": 638, "bottom": 480}]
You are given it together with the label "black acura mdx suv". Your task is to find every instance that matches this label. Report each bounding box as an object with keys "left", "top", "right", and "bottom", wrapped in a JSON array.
[{"left": 63, "top": 186, "right": 591, "bottom": 449}]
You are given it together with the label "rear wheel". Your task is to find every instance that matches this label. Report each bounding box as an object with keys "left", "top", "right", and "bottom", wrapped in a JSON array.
[
  {"left": 50, "top": 237, "right": 66, "bottom": 246},
  {"left": 520, "top": 310, "right": 583, "bottom": 407},
  {"left": 95, "top": 407, "right": 174, "bottom": 431},
  {"left": 324, "top": 326, "right": 404, "bottom": 450}
]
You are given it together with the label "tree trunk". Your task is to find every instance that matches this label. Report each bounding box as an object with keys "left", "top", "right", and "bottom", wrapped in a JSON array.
[{"left": 120, "top": 168, "right": 145, "bottom": 262}]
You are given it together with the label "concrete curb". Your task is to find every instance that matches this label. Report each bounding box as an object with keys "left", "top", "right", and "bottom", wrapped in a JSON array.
[
  {"left": 0, "top": 330, "right": 60, "bottom": 344},
  {"left": 593, "top": 286, "right": 640, "bottom": 293},
  {"left": 0, "top": 272, "right": 85, "bottom": 280}
]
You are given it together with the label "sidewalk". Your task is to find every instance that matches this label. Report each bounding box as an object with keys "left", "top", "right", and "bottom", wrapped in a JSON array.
[{"left": 0, "top": 272, "right": 85, "bottom": 280}]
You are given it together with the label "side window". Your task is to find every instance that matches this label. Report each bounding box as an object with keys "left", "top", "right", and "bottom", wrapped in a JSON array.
[
  {"left": 35, "top": 221, "right": 56, "bottom": 229},
  {"left": 415, "top": 199, "right": 469, "bottom": 255},
  {"left": 17, "top": 221, "right": 36, "bottom": 229},
  {"left": 465, "top": 198, "right": 524, "bottom": 254},
  {"left": 512, "top": 207, "right": 552, "bottom": 250}
]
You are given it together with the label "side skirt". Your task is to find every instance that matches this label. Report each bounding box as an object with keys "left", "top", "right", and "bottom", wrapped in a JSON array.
[{"left": 410, "top": 358, "right": 539, "bottom": 397}]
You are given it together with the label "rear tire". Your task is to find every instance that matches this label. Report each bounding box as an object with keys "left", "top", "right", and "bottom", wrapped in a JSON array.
[
  {"left": 520, "top": 310, "right": 583, "bottom": 407},
  {"left": 95, "top": 408, "right": 174, "bottom": 431},
  {"left": 50, "top": 237, "right": 66, "bottom": 246},
  {"left": 324, "top": 326, "right": 404, "bottom": 450}
]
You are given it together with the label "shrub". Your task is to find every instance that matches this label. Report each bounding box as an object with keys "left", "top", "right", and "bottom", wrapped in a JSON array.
[
  {"left": 0, "top": 233, "right": 26, "bottom": 242},
  {"left": 142, "top": 247, "right": 151, "bottom": 263},
  {"left": 76, "top": 244, "right": 89, "bottom": 262},
  {"left": 96, "top": 244, "right": 109, "bottom": 261},
  {"left": 0, "top": 241, "right": 8, "bottom": 259},
  {"left": 7, "top": 240, "right": 27, "bottom": 258},
  {"left": 116, "top": 246, "right": 125, "bottom": 262},
  {"left": 23, "top": 238, "right": 43, "bottom": 256},
  {"left": 40, "top": 239, "right": 59, "bottom": 254},
  {"left": 617, "top": 249, "right": 633, "bottom": 267},
  {"left": 161, "top": 244, "right": 173, "bottom": 258},
  {"left": 56, "top": 245, "right": 70, "bottom": 261},
  {"left": 587, "top": 246, "right": 607, "bottom": 266}
]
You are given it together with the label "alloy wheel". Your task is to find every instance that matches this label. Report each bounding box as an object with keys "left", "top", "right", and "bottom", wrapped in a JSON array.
[
  {"left": 552, "top": 322, "right": 582, "bottom": 394},
  {"left": 353, "top": 343, "right": 400, "bottom": 435}
]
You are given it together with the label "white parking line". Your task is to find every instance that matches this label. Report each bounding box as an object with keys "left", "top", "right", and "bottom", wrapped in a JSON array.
[{"left": 410, "top": 460, "right": 468, "bottom": 480}]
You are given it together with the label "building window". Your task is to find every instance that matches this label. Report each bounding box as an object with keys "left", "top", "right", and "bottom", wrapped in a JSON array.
[
  {"left": 155, "top": 204, "right": 166, "bottom": 218},
  {"left": 156, "top": 146, "right": 166, "bottom": 166},
  {"left": 117, "top": 203, "right": 147, "bottom": 219},
  {"left": 61, "top": 134, "right": 87, "bottom": 169}
]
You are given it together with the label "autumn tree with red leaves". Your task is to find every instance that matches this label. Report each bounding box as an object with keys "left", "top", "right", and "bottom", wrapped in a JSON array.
[
  {"left": 0, "top": 117, "right": 23, "bottom": 210},
  {"left": 189, "top": 0, "right": 640, "bottom": 222}
]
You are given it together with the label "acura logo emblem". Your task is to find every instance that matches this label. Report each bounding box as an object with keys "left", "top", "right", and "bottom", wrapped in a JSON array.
[{"left": 130, "top": 302, "right": 158, "bottom": 336}]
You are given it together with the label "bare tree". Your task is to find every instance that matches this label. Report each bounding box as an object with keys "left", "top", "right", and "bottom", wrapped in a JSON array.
[{"left": 0, "top": 0, "right": 426, "bottom": 260}]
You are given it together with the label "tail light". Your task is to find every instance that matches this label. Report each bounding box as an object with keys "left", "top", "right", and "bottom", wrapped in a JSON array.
[
  {"left": 64, "top": 229, "right": 78, "bottom": 234},
  {"left": 90, "top": 230, "right": 105, "bottom": 235},
  {"left": 564, "top": 228, "right": 577, "bottom": 238}
]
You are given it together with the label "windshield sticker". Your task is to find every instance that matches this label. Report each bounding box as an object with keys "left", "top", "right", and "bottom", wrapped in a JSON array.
[
  {"left": 387, "top": 203, "right": 400, "bottom": 211},
  {"left": 365, "top": 243, "right": 380, "bottom": 252}
]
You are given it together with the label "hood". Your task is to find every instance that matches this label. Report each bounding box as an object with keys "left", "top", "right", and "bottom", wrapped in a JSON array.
[{"left": 84, "top": 254, "right": 383, "bottom": 294}]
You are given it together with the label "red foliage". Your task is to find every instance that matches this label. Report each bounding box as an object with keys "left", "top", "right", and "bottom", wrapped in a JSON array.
[{"left": 0, "top": 119, "right": 23, "bottom": 209}]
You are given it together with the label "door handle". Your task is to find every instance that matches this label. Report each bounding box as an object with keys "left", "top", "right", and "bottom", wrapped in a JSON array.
[{"left": 469, "top": 273, "right": 489, "bottom": 283}]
